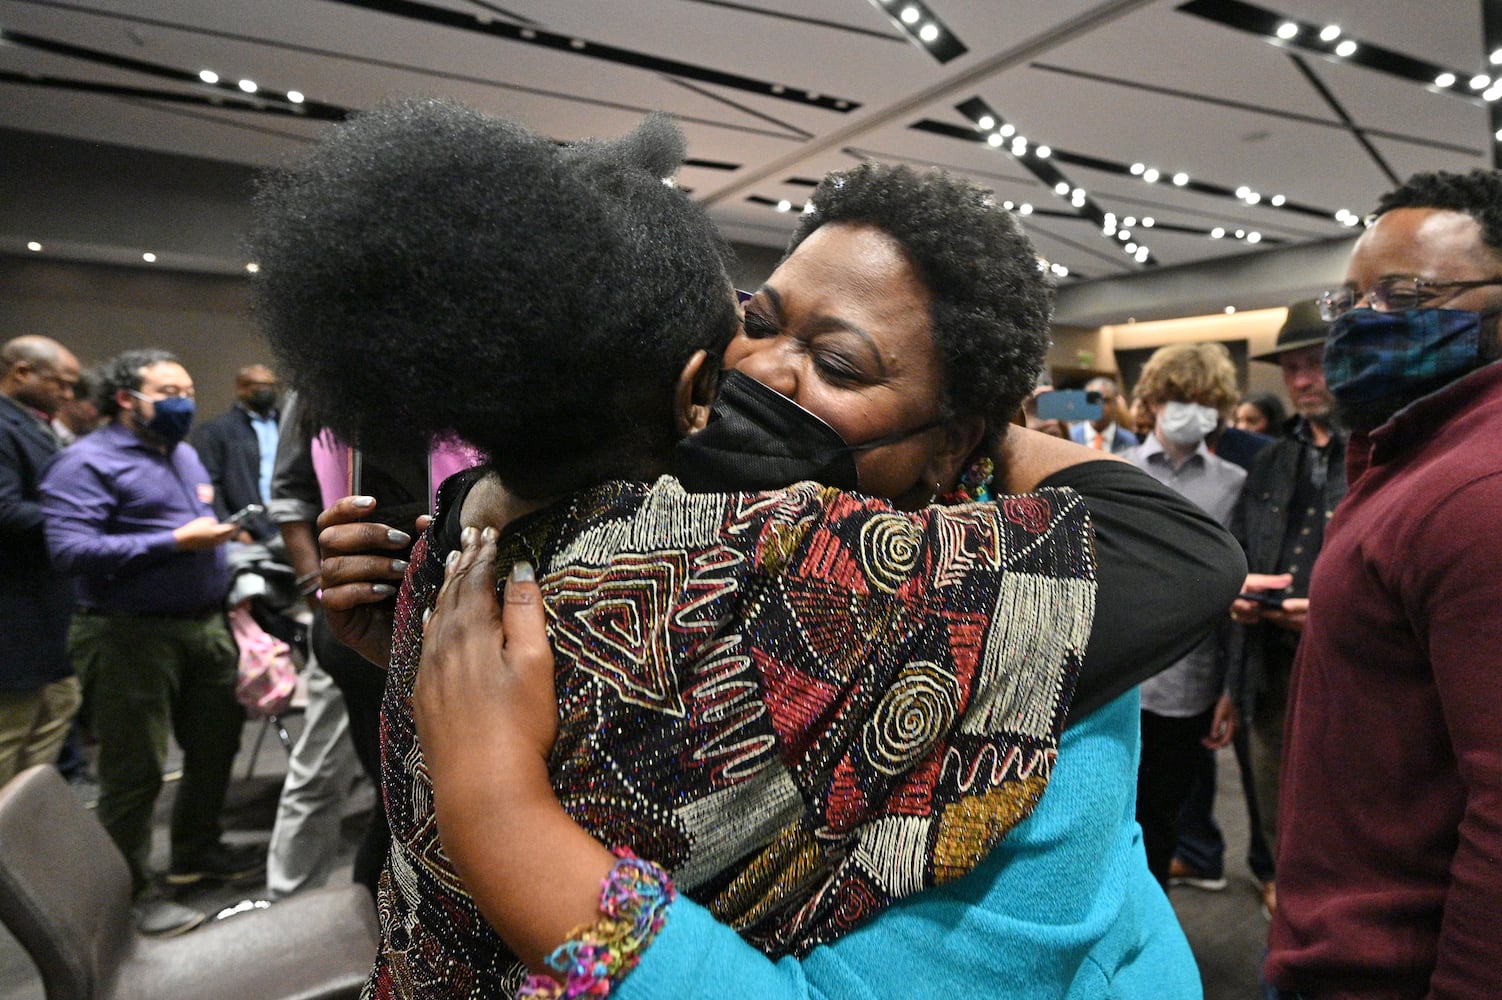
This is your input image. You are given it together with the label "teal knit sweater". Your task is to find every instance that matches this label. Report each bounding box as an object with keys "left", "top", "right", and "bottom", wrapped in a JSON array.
[{"left": 615, "top": 690, "right": 1201, "bottom": 999}]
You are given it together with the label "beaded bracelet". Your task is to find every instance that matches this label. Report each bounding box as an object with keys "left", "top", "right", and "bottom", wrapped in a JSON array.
[{"left": 516, "top": 848, "right": 676, "bottom": 999}]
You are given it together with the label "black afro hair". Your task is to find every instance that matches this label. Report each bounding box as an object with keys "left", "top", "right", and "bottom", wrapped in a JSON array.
[
  {"left": 783, "top": 162, "right": 1053, "bottom": 437},
  {"left": 1376, "top": 169, "right": 1502, "bottom": 254},
  {"left": 248, "top": 97, "right": 738, "bottom": 499}
]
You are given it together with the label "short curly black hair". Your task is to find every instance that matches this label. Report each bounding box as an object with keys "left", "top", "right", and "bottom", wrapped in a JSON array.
[
  {"left": 783, "top": 162, "right": 1053, "bottom": 436},
  {"left": 1375, "top": 169, "right": 1502, "bottom": 253},
  {"left": 98, "top": 348, "right": 180, "bottom": 418},
  {"left": 248, "top": 98, "right": 738, "bottom": 499}
]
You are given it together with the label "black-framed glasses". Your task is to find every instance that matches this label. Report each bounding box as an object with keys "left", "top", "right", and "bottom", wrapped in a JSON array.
[{"left": 1317, "top": 275, "right": 1502, "bottom": 322}]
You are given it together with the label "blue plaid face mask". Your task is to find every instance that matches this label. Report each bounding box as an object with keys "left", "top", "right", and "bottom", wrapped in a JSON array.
[{"left": 1324, "top": 306, "right": 1499, "bottom": 407}]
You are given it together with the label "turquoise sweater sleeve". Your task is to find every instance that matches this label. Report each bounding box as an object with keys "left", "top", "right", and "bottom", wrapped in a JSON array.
[{"left": 614, "top": 690, "right": 1201, "bottom": 1000}]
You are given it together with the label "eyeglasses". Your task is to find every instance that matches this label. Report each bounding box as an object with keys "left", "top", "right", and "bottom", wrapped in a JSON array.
[{"left": 1317, "top": 275, "right": 1502, "bottom": 322}]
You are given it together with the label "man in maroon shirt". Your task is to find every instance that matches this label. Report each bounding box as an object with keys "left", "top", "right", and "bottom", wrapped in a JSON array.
[{"left": 1266, "top": 170, "right": 1502, "bottom": 998}]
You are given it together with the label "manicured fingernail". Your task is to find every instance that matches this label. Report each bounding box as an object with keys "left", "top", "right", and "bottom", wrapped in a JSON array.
[
  {"left": 510, "top": 560, "right": 535, "bottom": 583},
  {"left": 481, "top": 526, "right": 498, "bottom": 543},
  {"left": 391, "top": 559, "right": 409, "bottom": 573},
  {"left": 387, "top": 529, "right": 410, "bottom": 545},
  {"left": 445, "top": 550, "right": 460, "bottom": 568},
  {"left": 372, "top": 583, "right": 396, "bottom": 596},
  {"left": 351, "top": 496, "right": 376, "bottom": 509},
  {"left": 461, "top": 526, "right": 477, "bottom": 547}
]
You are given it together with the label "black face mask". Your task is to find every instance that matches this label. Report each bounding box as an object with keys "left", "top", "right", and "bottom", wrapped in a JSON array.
[
  {"left": 247, "top": 387, "right": 279, "bottom": 415},
  {"left": 673, "top": 369, "right": 942, "bottom": 494}
]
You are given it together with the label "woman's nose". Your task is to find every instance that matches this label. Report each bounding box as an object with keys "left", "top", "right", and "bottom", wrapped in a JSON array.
[{"left": 731, "top": 340, "right": 799, "bottom": 400}]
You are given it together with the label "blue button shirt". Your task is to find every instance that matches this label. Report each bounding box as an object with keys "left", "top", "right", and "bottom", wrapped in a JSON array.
[
  {"left": 248, "top": 408, "right": 279, "bottom": 503},
  {"left": 38, "top": 422, "right": 230, "bottom": 614}
]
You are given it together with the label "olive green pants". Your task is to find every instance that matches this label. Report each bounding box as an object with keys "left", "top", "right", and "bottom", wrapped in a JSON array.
[{"left": 70, "top": 611, "right": 242, "bottom": 895}]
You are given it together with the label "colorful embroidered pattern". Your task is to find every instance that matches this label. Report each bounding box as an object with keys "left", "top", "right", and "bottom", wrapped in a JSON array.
[{"left": 364, "top": 476, "right": 1095, "bottom": 997}]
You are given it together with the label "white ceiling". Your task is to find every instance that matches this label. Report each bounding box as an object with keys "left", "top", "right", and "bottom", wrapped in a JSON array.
[{"left": 0, "top": 0, "right": 1492, "bottom": 284}]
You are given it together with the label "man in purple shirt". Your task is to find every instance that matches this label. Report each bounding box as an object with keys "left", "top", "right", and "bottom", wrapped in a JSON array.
[{"left": 39, "top": 348, "right": 262, "bottom": 937}]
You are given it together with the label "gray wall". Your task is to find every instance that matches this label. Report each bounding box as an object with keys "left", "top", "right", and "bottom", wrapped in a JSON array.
[{"left": 0, "top": 256, "right": 266, "bottom": 419}]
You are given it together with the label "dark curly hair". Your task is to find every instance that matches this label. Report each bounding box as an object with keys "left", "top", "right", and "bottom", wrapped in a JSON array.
[
  {"left": 1375, "top": 169, "right": 1502, "bottom": 253},
  {"left": 248, "top": 98, "right": 738, "bottom": 499},
  {"left": 98, "top": 348, "right": 179, "bottom": 418},
  {"left": 783, "top": 162, "right": 1054, "bottom": 437}
]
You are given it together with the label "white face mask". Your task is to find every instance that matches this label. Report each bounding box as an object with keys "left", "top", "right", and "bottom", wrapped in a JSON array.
[{"left": 1157, "top": 401, "right": 1220, "bottom": 446}]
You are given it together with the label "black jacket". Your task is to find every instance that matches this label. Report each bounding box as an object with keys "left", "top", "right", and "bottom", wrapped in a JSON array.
[
  {"left": 191, "top": 405, "right": 279, "bottom": 541},
  {"left": 1228, "top": 419, "right": 1347, "bottom": 705},
  {"left": 0, "top": 394, "right": 72, "bottom": 689}
]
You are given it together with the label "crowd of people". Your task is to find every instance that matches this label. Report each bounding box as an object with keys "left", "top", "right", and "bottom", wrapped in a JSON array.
[{"left": 0, "top": 96, "right": 1498, "bottom": 1000}]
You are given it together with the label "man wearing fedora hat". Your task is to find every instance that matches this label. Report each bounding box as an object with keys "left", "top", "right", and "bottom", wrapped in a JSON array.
[{"left": 1221, "top": 300, "right": 1346, "bottom": 923}]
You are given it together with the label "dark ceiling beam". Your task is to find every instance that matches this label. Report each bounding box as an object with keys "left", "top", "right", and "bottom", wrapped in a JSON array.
[
  {"left": 1287, "top": 54, "right": 1400, "bottom": 187},
  {"left": 699, "top": 0, "right": 1158, "bottom": 207}
]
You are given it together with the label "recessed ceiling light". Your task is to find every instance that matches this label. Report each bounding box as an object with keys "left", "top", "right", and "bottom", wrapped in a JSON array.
[
  {"left": 1142, "top": 168, "right": 1160, "bottom": 183},
  {"left": 1225, "top": 306, "right": 1237, "bottom": 314},
  {"left": 1054, "top": 264, "right": 1069, "bottom": 277},
  {"left": 1003, "top": 200, "right": 1014, "bottom": 210},
  {"left": 1234, "top": 229, "right": 1246, "bottom": 238},
  {"left": 1129, "top": 162, "right": 1145, "bottom": 175},
  {"left": 1472, "top": 74, "right": 1491, "bottom": 90},
  {"left": 1118, "top": 230, "right": 1131, "bottom": 241},
  {"left": 1018, "top": 203, "right": 1033, "bottom": 216},
  {"left": 1036, "top": 145, "right": 1051, "bottom": 159},
  {"left": 1270, "top": 194, "right": 1286, "bottom": 206},
  {"left": 1334, "top": 39, "right": 1357, "bottom": 57},
  {"left": 1172, "top": 172, "right": 1189, "bottom": 186},
  {"left": 977, "top": 115, "right": 995, "bottom": 130},
  {"left": 1246, "top": 191, "right": 1262, "bottom": 204},
  {"left": 1275, "top": 22, "right": 1298, "bottom": 40},
  {"left": 1211, "top": 227, "right": 1225, "bottom": 238},
  {"left": 1247, "top": 232, "right": 1262, "bottom": 244},
  {"left": 999, "top": 123, "right": 1015, "bottom": 137},
  {"left": 142, "top": 252, "right": 157, "bottom": 263},
  {"left": 1135, "top": 248, "right": 1150, "bottom": 262},
  {"left": 918, "top": 23, "right": 939, "bottom": 43},
  {"left": 986, "top": 133, "right": 1003, "bottom": 147},
  {"left": 245, "top": 262, "right": 260, "bottom": 273},
  {"left": 1435, "top": 72, "right": 1456, "bottom": 87},
  {"left": 26, "top": 241, "right": 42, "bottom": 252},
  {"left": 1123, "top": 216, "right": 1137, "bottom": 227},
  {"left": 1054, "top": 181, "right": 1070, "bottom": 195},
  {"left": 1142, "top": 217, "right": 1155, "bottom": 228},
  {"left": 900, "top": 6, "right": 920, "bottom": 24},
  {"left": 1124, "top": 242, "right": 1138, "bottom": 254},
  {"left": 1319, "top": 24, "right": 1340, "bottom": 42},
  {"left": 1496, "top": 128, "right": 1502, "bottom": 142},
  {"left": 198, "top": 69, "right": 219, "bottom": 84},
  {"left": 776, "top": 199, "right": 792, "bottom": 212},
  {"left": 1235, "top": 185, "right": 1250, "bottom": 199},
  {"left": 238, "top": 79, "right": 257, "bottom": 94},
  {"left": 286, "top": 90, "right": 304, "bottom": 104}
]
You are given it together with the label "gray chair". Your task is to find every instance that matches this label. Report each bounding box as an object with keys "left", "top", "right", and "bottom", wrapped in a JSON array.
[{"left": 0, "top": 765, "right": 379, "bottom": 999}]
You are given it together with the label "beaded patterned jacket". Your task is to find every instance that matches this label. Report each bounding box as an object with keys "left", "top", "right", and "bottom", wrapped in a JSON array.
[{"left": 366, "top": 474, "right": 1096, "bottom": 998}]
